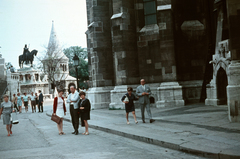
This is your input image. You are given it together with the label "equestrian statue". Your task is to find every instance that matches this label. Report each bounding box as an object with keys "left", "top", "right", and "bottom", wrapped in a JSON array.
[{"left": 19, "top": 44, "right": 38, "bottom": 68}]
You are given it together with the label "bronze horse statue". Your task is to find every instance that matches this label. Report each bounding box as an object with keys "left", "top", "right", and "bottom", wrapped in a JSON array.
[{"left": 19, "top": 49, "right": 38, "bottom": 68}]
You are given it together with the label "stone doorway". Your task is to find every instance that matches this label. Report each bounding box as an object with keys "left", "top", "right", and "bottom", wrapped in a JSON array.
[{"left": 217, "top": 67, "right": 228, "bottom": 105}]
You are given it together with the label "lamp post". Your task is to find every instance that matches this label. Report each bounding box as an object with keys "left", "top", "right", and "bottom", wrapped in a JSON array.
[{"left": 73, "top": 53, "right": 80, "bottom": 90}]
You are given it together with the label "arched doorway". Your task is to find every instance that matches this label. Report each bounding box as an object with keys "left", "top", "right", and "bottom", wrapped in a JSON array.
[{"left": 217, "top": 67, "right": 228, "bottom": 105}]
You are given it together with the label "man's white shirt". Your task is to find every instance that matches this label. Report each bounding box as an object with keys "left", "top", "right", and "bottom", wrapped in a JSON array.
[{"left": 30, "top": 95, "right": 36, "bottom": 101}]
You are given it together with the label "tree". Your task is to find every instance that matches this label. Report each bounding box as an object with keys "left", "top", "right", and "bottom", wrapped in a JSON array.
[
  {"left": 37, "top": 42, "right": 69, "bottom": 92},
  {"left": 63, "top": 46, "right": 89, "bottom": 88}
]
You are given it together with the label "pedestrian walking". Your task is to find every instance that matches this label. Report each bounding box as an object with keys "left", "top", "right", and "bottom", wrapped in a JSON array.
[
  {"left": 30, "top": 92, "right": 36, "bottom": 113},
  {"left": 0, "top": 94, "right": 15, "bottom": 136},
  {"left": 136, "top": 79, "right": 155, "bottom": 123},
  {"left": 12, "top": 94, "right": 19, "bottom": 112},
  {"left": 67, "top": 86, "right": 80, "bottom": 135},
  {"left": 79, "top": 91, "right": 91, "bottom": 135},
  {"left": 22, "top": 93, "right": 29, "bottom": 113},
  {"left": 16, "top": 93, "right": 22, "bottom": 113},
  {"left": 38, "top": 90, "right": 44, "bottom": 113},
  {"left": 53, "top": 90, "right": 66, "bottom": 135},
  {"left": 121, "top": 87, "right": 138, "bottom": 124}
]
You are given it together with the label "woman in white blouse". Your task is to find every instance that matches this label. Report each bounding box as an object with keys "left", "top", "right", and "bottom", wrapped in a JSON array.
[{"left": 53, "top": 90, "right": 66, "bottom": 135}]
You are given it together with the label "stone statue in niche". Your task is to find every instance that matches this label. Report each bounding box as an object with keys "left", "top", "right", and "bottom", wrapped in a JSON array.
[{"left": 219, "top": 44, "right": 226, "bottom": 58}]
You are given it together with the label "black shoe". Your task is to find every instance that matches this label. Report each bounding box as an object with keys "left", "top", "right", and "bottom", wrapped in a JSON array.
[
  {"left": 75, "top": 131, "right": 79, "bottom": 135},
  {"left": 150, "top": 119, "right": 155, "bottom": 123},
  {"left": 142, "top": 120, "right": 146, "bottom": 123},
  {"left": 72, "top": 131, "right": 76, "bottom": 134}
]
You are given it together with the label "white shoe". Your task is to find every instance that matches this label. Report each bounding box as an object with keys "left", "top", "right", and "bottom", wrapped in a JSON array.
[
  {"left": 135, "top": 121, "right": 138, "bottom": 124},
  {"left": 127, "top": 121, "right": 130, "bottom": 124}
]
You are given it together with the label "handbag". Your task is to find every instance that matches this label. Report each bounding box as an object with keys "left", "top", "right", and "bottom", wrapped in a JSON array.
[
  {"left": 51, "top": 114, "right": 61, "bottom": 124},
  {"left": 11, "top": 112, "right": 19, "bottom": 124}
]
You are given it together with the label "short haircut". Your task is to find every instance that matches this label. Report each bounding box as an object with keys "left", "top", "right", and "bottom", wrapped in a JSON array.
[
  {"left": 141, "top": 79, "right": 145, "bottom": 82},
  {"left": 3, "top": 94, "right": 9, "bottom": 98},
  {"left": 39, "top": 90, "right": 41, "bottom": 93},
  {"left": 127, "top": 87, "right": 133, "bottom": 92},
  {"left": 13, "top": 94, "right": 16, "bottom": 96},
  {"left": 79, "top": 91, "right": 86, "bottom": 96},
  {"left": 70, "top": 85, "right": 76, "bottom": 89}
]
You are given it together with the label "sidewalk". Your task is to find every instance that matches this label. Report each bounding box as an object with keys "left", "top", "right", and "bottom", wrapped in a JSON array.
[{"left": 46, "top": 103, "right": 240, "bottom": 159}]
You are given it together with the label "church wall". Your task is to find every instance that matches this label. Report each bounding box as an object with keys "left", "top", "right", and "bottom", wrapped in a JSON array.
[
  {"left": 86, "top": 0, "right": 114, "bottom": 88},
  {"left": 111, "top": 0, "right": 140, "bottom": 85},
  {"left": 171, "top": 0, "right": 209, "bottom": 81},
  {"left": 86, "top": 0, "right": 222, "bottom": 108},
  {"left": 136, "top": 0, "right": 177, "bottom": 83}
]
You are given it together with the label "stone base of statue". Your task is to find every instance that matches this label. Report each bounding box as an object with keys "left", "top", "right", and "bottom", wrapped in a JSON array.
[{"left": 7, "top": 65, "right": 49, "bottom": 96}]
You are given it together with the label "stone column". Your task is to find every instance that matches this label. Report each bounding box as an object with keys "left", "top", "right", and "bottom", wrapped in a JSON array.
[
  {"left": 109, "top": 0, "right": 140, "bottom": 109},
  {"left": 226, "top": 0, "right": 240, "bottom": 122},
  {"left": 85, "top": 0, "right": 115, "bottom": 109},
  {"left": 22, "top": 74, "right": 26, "bottom": 83}
]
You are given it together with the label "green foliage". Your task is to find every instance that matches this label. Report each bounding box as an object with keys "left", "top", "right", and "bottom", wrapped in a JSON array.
[{"left": 63, "top": 46, "right": 89, "bottom": 88}]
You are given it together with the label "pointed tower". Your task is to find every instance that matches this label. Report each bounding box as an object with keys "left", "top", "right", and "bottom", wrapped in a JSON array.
[
  {"left": 47, "top": 21, "right": 68, "bottom": 60},
  {"left": 42, "top": 21, "right": 77, "bottom": 94}
]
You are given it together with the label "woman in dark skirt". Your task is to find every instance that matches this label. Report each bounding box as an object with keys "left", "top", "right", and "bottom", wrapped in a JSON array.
[
  {"left": 121, "top": 87, "right": 138, "bottom": 124},
  {"left": 78, "top": 91, "right": 91, "bottom": 135}
]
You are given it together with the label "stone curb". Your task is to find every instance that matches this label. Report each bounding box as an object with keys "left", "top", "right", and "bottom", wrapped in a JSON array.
[{"left": 46, "top": 112, "right": 240, "bottom": 159}]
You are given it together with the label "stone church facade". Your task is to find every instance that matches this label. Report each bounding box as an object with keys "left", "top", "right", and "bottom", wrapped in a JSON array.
[{"left": 85, "top": 0, "right": 240, "bottom": 122}]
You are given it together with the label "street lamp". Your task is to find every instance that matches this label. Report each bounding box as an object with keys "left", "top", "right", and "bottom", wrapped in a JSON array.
[{"left": 73, "top": 53, "right": 80, "bottom": 90}]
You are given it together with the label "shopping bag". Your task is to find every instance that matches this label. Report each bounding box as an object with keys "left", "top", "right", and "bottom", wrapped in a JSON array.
[{"left": 11, "top": 112, "right": 19, "bottom": 124}]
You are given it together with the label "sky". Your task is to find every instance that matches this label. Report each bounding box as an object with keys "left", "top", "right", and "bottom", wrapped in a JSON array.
[{"left": 0, "top": 0, "right": 88, "bottom": 69}]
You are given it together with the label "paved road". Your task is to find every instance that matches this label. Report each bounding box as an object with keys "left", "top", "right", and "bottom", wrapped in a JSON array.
[{"left": 0, "top": 104, "right": 206, "bottom": 159}]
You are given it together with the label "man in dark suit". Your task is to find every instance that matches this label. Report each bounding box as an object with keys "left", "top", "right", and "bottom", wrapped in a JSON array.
[
  {"left": 136, "top": 79, "right": 155, "bottom": 123},
  {"left": 38, "top": 90, "right": 44, "bottom": 113}
]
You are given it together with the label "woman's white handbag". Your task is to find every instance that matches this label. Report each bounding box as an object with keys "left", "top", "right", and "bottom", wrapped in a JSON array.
[
  {"left": 10, "top": 112, "right": 19, "bottom": 124},
  {"left": 124, "top": 95, "right": 129, "bottom": 102}
]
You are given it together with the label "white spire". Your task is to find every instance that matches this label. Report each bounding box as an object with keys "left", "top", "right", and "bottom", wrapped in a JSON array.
[{"left": 47, "top": 21, "right": 68, "bottom": 60}]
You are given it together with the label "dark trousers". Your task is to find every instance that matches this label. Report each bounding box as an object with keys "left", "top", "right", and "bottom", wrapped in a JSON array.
[
  {"left": 38, "top": 102, "right": 43, "bottom": 112},
  {"left": 14, "top": 103, "right": 19, "bottom": 112},
  {"left": 31, "top": 101, "right": 36, "bottom": 112},
  {"left": 70, "top": 105, "right": 79, "bottom": 132}
]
